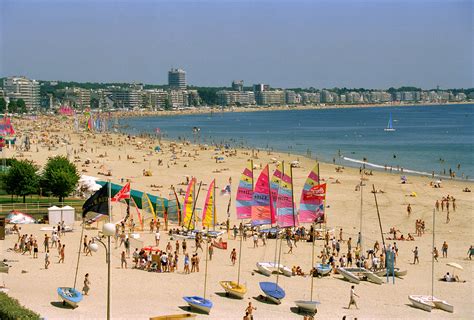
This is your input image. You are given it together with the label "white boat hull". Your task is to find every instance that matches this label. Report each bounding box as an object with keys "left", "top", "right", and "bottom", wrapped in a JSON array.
[
  {"left": 256, "top": 262, "right": 292, "bottom": 277},
  {"left": 263, "top": 293, "right": 282, "bottom": 305},
  {"left": 337, "top": 267, "right": 360, "bottom": 284},
  {"left": 409, "top": 295, "right": 453, "bottom": 313},
  {"left": 295, "top": 300, "right": 319, "bottom": 313}
]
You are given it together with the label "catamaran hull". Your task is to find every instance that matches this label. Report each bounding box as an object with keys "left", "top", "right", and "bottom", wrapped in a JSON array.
[
  {"left": 256, "top": 262, "right": 292, "bottom": 277},
  {"left": 337, "top": 268, "right": 360, "bottom": 284},
  {"left": 408, "top": 295, "right": 433, "bottom": 312},
  {"left": 295, "top": 300, "right": 319, "bottom": 313},
  {"left": 219, "top": 281, "right": 247, "bottom": 299}
]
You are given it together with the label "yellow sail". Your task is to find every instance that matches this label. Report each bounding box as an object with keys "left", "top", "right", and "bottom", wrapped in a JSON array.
[
  {"left": 202, "top": 179, "right": 216, "bottom": 229},
  {"left": 183, "top": 177, "right": 196, "bottom": 229},
  {"left": 141, "top": 192, "right": 156, "bottom": 223}
]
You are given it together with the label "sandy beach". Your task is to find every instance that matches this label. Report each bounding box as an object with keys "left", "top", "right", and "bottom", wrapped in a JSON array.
[{"left": 1, "top": 115, "right": 473, "bottom": 319}]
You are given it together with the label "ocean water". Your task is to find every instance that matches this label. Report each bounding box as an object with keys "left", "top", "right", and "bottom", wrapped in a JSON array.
[{"left": 120, "top": 104, "right": 474, "bottom": 180}]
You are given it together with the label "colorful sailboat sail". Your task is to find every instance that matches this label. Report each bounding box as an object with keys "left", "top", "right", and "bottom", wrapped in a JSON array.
[
  {"left": 130, "top": 196, "right": 143, "bottom": 230},
  {"left": 276, "top": 165, "right": 297, "bottom": 228},
  {"left": 202, "top": 179, "right": 216, "bottom": 229},
  {"left": 183, "top": 177, "right": 197, "bottom": 229},
  {"left": 236, "top": 162, "right": 254, "bottom": 219},
  {"left": 251, "top": 165, "right": 275, "bottom": 226},
  {"left": 235, "top": 161, "right": 253, "bottom": 219},
  {"left": 299, "top": 164, "right": 325, "bottom": 223},
  {"left": 141, "top": 192, "right": 156, "bottom": 222},
  {"left": 270, "top": 163, "right": 283, "bottom": 219}
]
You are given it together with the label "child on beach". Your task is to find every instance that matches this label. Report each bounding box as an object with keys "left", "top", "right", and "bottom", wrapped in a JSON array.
[
  {"left": 184, "top": 253, "right": 190, "bottom": 274},
  {"left": 121, "top": 251, "right": 127, "bottom": 269},
  {"left": 58, "top": 244, "right": 65, "bottom": 263},
  {"left": 82, "top": 273, "right": 90, "bottom": 295},
  {"left": 230, "top": 248, "right": 237, "bottom": 266},
  {"left": 45, "top": 250, "right": 50, "bottom": 269}
]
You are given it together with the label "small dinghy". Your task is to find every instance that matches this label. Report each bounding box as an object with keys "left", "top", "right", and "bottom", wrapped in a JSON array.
[
  {"left": 315, "top": 263, "right": 331, "bottom": 276},
  {"left": 259, "top": 281, "right": 285, "bottom": 304},
  {"left": 219, "top": 281, "right": 247, "bottom": 299},
  {"left": 375, "top": 268, "right": 407, "bottom": 278},
  {"left": 294, "top": 300, "right": 320, "bottom": 313},
  {"left": 183, "top": 296, "right": 213, "bottom": 314},
  {"left": 57, "top": 287, "right": 83, "bottom": 308},
  {"left": 256, "top": 262, "right": 292, "bottom": 277}
]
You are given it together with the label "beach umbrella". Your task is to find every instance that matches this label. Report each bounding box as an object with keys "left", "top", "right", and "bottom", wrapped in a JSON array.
[{"left": 447, "top": 262, "right": 463, "bottom": 277}]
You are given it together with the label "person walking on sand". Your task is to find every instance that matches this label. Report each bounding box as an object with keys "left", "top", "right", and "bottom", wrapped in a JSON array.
[
  {"left": 58, "top": 244, "right": 65, "bottom": 263},
  {"left": 435, "top": 200, "right": 440, "bottom": 211},
  {"left": 230, "top": 248, "right": 237, "bottom": 266},
  {"left": 155, "top": 230, "right": 160, "bottom": 247},
  {"left": 209, "top": 243, "right": 214, "bottom": 261},
  {"left": 442, "top": 241, "right": 448, "bottom": 258},
  {"left": 407, "top": 204, "right": 412, "bottom": 216},
  {"left": 83, "top": 235, "right": 88, "bottom": 253},
  {"left": 468, "top": 245, "right": 474, "bottom": 260},
  {"left": 45, "top": 250, "right": 50, "bottom": 269},
  {"left": 43, "top": 234, "right": 49, "bottom": 252},
  {"left": 347, "top": 285, "right": 359, "bottom": 309},
  {"left": 121, "top": 251, "right": 127, "bottom": 269},
  {"left": 245, "top": 302, "right": 256, "bottom": 320},
  {"left": 433, "top": 247, "right": 439, "bottom": 262},
  {"left": 446, "top": 210, "right": 450, "bottom": 223},
  {"left": 182, "top": 239, "right": 187, "bottom": 254},
  {"left": 253, "top": 233, "right": 259, "bottom": 248},
  {"left": 82, "top": 273, "right": 90, "bottom": 295},
  {"left": 412, "top": 246, "right": 419, "bottom": 264}
]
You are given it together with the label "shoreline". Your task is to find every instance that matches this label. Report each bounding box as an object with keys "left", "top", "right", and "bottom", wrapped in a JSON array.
[{"left": 109, "top": 101, "right": 473, "bottom": 119}]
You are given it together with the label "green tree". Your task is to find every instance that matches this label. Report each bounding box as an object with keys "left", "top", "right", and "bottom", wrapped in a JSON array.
[
  {"left": 7, "top": 100, "right": 17, "bottom": 113},
  {"left": 16, "top": 99, "right": 27, "bottom": 113},
  {"left": 41, "top": 156, "right": 80, "bottom": 202},
  {"left": 163, "top": 98, "right": 172, "bottom": 110},
  {"left": 0, "top": 98, "right": 6, "bottom": 113},
  {"left": 1, "top": 159, "right": 39, "bottom": 203}
]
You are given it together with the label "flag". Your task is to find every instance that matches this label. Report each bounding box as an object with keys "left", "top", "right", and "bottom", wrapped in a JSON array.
[
  {"left": 82, "top": 183, "right": 109, "bottom": 217},
  {"left": 111, "top": 182, "right": 130, "bottom": 202},
  {"left": 303, "top": 183, "right": 327, "bottom": 201}
]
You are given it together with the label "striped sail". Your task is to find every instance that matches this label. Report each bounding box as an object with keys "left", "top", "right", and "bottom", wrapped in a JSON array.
[
  {"left": 298, "top": 164, "right": 324, "bottom": 223},
  {"left": 276, "top": 165, "right": 297, "bottom": 228},
  {"left": 270, "top": 163, "right": 282, "bottom": 219},
  {"left": 236, "top": 162, "right": 253, "bottom": 219},
  {"left": 202, "top": 179, "right": 216, "bottom": 229},
  {"left": 141, "top": 192, "right": 156, "bottom": 223},
  {"left": 251, "top": 165, "right": 275, "bottom": 226},
  {"left": 183, "top": 177, "right": 196, "bottom": 229}
]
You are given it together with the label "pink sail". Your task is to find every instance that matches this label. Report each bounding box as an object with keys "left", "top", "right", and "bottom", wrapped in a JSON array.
[
  {"left": 251, "top": 165, "right": 275, "bottom": 225},
  {"left": 276, "top": 166, "right": 297, "bottom": 228},
  {"left": 270, "top": 163, "right": 282, "bottom": 220},
  {"left": 298, "top": 164, "right": 325, "bottom": 224},
  {"left": 236, "top": 162, "right": 253, "bottom": 219}
]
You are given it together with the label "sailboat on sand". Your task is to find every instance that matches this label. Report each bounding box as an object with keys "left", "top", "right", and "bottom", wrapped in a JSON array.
[
  {"left": 294, "top": 164, "right": 324, "bottom": 314},
  {"left": 220, "top": 161, "right": 253, "bottom": 299},
  {"left": 408, "top": 209, "right": 453, "bottom": 313}
]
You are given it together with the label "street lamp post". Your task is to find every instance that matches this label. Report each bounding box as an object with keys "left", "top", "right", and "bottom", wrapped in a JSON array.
[{"left": 89, "top": 222, "right": 115, "bottom": 320}]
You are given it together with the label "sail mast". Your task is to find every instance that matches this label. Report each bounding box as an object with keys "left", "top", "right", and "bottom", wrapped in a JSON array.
[{"left": 275, "top": 162, "right": 285, "bottom": 287}]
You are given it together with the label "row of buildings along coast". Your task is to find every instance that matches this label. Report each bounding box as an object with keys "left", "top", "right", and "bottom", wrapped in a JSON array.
[{"left": 1, "top": 69, "right": 472, "bottom": 112}]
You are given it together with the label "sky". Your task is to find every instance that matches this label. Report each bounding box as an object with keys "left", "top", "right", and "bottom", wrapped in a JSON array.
[{"left": 0, "top": 0, "right": 472, "bottom": 89}]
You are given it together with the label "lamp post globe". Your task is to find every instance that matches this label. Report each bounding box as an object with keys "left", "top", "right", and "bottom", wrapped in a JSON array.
[
  {"left": 89, "top": 242, "right": 99, "bottom": 253},
  {"left": 103, "top": 223, "right": 115, "bottom": 236}
]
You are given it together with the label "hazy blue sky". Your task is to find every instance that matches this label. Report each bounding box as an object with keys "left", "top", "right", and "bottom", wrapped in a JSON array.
[{"left": 0, "top": 0, "right": 472, "bottom": 88}]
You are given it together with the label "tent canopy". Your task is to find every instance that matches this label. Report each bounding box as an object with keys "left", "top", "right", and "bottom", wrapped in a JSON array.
[{"left": 97, "top": 181, "right": 168, "bottom": 215}]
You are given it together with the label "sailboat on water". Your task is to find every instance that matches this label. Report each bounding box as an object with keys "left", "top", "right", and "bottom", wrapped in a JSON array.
[
  {"left": 294, "top": 164, "right": 324, "bottom": 313},
  {"left": 384, "top": 112, "right": 396, "bottom": 131},
  {"left": 220, "top": 161, "right": 253, "bottom": 299}
]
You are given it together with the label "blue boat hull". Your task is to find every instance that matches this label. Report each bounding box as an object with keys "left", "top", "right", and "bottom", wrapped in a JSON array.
[
  {"left": 57, "top": 287, "right": 83, "bottom": 308},
  {"left": 183, "top": 296, "right": 213, "bottom": 314},
  {"left": 259, "top": 281, "right": 285, "bottom": 304}
]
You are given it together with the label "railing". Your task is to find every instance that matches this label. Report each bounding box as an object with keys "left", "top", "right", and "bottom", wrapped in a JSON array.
[{"left": 0, "top": 201, "right": 83, "bottom": 220}]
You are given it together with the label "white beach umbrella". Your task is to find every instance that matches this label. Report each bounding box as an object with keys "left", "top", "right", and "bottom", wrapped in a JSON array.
[{"left": 447, "top": 262, "right": 463, "bottom": 277}]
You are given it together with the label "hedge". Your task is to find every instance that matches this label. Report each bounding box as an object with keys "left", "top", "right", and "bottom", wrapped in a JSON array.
[{"left": 0, "top": 292, "right": 41, "bottom": 320}]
